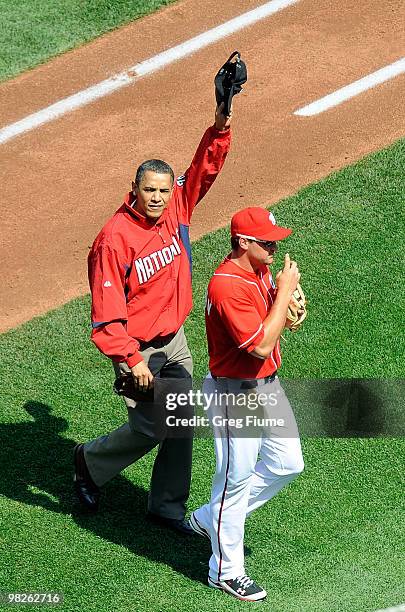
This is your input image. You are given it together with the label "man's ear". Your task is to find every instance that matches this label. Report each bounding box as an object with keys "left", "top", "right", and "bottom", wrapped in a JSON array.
[{"left": 238, "top": 237, "right": 249, "bottom": 252}]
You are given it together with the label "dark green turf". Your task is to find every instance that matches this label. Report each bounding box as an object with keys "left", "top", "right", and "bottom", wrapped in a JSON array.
[
  {"left": 0, "top": 0, "right": 174, "bottom": 83},
  {"left": 0, "top": 140, "right": 404, "bottom": 611}
]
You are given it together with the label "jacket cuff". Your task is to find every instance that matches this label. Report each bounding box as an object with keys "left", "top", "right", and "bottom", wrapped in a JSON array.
[
  {"left": 211, "top": 124, "right": 231, "bottom": 136},
  {"left": 126, "top": 352, "right": 144, "bottom": 368}
]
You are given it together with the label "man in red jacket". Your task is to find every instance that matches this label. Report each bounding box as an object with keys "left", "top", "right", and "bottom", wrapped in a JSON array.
[{"left": 74, "top": 104, "right": 232, "bottom": 533}]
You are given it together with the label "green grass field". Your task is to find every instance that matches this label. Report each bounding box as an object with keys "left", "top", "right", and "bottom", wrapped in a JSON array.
[
  {"left": 0, "top": 0, "right": 173, "bottom": 82},
  {"left": 1, "top": 139, "right": 404, "bottom": 611},
  {"left": 1, "top": 2, "right": 405, "bottom": 609}
]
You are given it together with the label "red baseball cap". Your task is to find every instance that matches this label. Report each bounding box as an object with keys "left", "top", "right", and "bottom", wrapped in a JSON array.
[{"left": 231, "top": 207, "right": 292, "bottom": 241}]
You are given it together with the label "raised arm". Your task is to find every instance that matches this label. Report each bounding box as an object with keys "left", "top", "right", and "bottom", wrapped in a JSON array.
[{"left": 175, "top": 103, "right": 233, "bottom": 223}]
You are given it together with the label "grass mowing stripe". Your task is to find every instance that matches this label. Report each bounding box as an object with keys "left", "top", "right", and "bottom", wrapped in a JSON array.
[
  {"left": 0, "top": 0, "right": 175, "bottom": 83},
  {"left": 0, "top": 139, "right": 404, "bottom": 611}
]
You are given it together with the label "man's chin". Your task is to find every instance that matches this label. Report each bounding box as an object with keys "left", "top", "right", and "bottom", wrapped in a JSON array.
[{"left": 146, "top": 209, "right": 164, "bottom": 219}]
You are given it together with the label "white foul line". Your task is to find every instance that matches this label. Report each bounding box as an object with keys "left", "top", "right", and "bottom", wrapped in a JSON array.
[
  {"left": 0, "top": 0, "right": 299, "bottom": 145},
  {"left": 294, "top": 57, "right": 405, "bottom": 116},
  {"left": 374, "top": 605, "right": 405, "bottom": 612}
]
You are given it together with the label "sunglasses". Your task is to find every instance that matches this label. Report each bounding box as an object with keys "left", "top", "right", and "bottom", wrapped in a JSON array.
[{"left": 249, "top": 238, "right": 277, "bottom": 249}]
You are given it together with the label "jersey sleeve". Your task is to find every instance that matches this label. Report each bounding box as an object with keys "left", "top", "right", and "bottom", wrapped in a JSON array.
[
  {"left": 175, "top": 125, "right": 231, "bottom": 224},
  {"left": 217, "top": 293, "right": 265, "bottom": 353},
  {"left": 88, "top": 244, "right": 142, "bottom": 366}
]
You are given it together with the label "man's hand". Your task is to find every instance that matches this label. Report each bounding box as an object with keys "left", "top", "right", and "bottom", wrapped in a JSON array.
[
  {"left": 215, "top": 102, "right": 232, "bottom": 131},
  {"left": 131, "top": 360, "right": 154, "bottom": 392},
  {"left": 276, "top": 254, "right": 300, "bottom": 296},
  {"left": 251, "top": 254, "right": 300, "bottom": 358}
]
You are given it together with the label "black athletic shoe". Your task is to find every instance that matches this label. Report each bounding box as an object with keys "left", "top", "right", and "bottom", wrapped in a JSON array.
[
  {"left": 146, "top": 512, "right": 195, "bottom": 535},
  {"left": 73, "top": 443, "right": 100, "bottom": 512},
  {"left": 188, "top": 512, "right": 210, "bottom": 540},
  {"left": 208, "top": 575, "right": 267, "bottom": 601}
]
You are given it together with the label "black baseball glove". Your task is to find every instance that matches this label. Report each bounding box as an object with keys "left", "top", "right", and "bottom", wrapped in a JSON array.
[
  {"left": 113, "top": 372, "right": 154, "bottom": 402},
  {"left": 215, "top": 51, "right": 247, "bottom": 117}
]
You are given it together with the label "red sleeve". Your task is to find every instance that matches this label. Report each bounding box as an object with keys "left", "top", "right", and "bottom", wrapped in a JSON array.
[
  {"left": 175, "top": 125, "right": 231, "bottom": 223},
  {"left": 217, "top": 295, "right": 265, "bottom": 352},
  {"left": 88, "top": 244, "right": 142, "bottom": 366}
]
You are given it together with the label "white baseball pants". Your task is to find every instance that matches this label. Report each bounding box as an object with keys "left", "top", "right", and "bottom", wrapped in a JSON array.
[{"left": 193, "top": 374, "right": 304, "bottom": 582}]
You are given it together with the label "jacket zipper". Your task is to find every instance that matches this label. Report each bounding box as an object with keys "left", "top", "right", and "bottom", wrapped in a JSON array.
[{"left": 157, "top": 226, "right": 166, "bottom": 244}]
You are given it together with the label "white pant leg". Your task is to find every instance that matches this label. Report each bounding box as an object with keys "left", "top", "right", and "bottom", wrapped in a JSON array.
[
  {"left": 194, "top": 376, "right": 262, "bottom": 582},
  {"left": 246, "top": 378, "right": 304, "bottom": 516},
  {"left": 193, "top": 501, "right": 211, "bottom": 532},
  {"left": 246, "top": 436, "right": 304, "bottom": 516}
]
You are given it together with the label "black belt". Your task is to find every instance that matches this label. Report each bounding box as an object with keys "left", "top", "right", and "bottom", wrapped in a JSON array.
[
  {"left": 139, "top": 332, "right": 176, "bottom": 350},
  {"left": 211, "top": 371, "right": 277, "bottom": 387}
]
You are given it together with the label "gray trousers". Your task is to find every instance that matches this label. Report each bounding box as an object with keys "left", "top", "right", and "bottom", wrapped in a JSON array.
[{"left": 84, "top": 327, "right": 193, "bottom": 520}]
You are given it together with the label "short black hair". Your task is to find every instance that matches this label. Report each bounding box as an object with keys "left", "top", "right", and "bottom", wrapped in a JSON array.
[
  {"left": 231, "top": 236, "right": 240, "bottom": 250},
  {"left": 135, "top": 159, "right": 174, "bottom": 186}
]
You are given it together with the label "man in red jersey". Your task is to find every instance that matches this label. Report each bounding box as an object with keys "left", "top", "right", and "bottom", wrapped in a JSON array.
[
  {"left": 73, "top": 103, "right": 233, "bottom": 533},
  {"left": 189, "top": 208, "right": 305, "bottom": 599}
]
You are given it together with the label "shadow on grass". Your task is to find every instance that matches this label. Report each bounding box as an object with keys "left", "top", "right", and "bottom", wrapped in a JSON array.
[{"left": 0, "top": 400, "right": 210, "bottom": 583}]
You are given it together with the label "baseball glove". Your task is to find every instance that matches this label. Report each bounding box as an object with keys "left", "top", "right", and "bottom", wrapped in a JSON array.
[
  {"left": 286, "top": 283, "right": 307, "bottom": 332},
  {"left": 215, "top": 51, "right": 247, "bottom": 117},
  {"left": 113, "top": 372, "right": 154, "bottom": 402}
]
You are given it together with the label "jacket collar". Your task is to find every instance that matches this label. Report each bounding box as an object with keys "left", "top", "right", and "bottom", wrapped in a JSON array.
[{"left": 123, "top": 192, "right": 167, "bottom": 228}]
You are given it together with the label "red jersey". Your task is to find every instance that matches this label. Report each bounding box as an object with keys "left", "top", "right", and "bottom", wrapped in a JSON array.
[
  {"left": 205, "top": 257, "right": 282, "bottom": 378},
  {"left": 88, "top": 125, "right": 231, "bottom": 368}
]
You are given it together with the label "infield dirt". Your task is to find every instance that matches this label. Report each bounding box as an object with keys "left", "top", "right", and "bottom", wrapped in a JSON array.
[{"left": 0, "top": 0, "right": 404, "bottom": 331}]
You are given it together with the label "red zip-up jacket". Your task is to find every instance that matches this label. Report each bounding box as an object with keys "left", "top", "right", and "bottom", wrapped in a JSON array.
[{"left": 88, "top": 124, "right": 231, "bottom": 368}]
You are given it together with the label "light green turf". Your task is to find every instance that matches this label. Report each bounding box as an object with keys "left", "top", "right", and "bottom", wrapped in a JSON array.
[
  {"left": 0, "top": 0, "right": 174, "bottom": 83},
  {"left": 0, "top": 140, "right": 404, "bottom": 611}
]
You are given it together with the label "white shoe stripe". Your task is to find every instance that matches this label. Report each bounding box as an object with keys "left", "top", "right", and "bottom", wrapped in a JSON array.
[{"left": 189, "top": 513, "right": 210, "bottom": 540}]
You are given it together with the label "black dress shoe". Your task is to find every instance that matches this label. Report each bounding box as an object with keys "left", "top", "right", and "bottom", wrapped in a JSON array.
[
  {"left": 73, "top": 443, "right": 100, "bottom": 512},
  {"left": 146, "top": 512, "right": 195, "bottom": 535}
]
